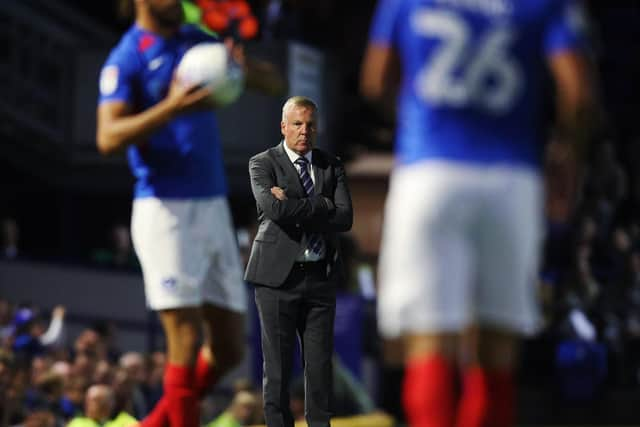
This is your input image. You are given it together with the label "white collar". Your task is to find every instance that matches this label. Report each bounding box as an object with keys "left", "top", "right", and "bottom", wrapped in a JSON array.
[{"left": 283, "top": 141, "right": 312, "bottom": 165}]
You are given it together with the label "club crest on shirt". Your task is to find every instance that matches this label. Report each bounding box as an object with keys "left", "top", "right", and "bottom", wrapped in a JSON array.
[{"left": 100, "top": 65, "right": 119, "bottom": 96}]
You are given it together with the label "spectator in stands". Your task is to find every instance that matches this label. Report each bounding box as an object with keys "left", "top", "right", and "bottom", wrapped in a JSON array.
[
  {"left": 67, "top": 384, "right": 114, "bottom": 427},
  {"left": 14, "top": 408, "right": 57, "bottom": 427},
  {"left": 205, "top": 389, "right": 258, "bottom": 427},
  {"left": 93, "top": 360, "right": 115, "bottom": 385},
  {"left": 118, "top": 352, "right": 148, "bottom": 418},
  {"left": 110, "top": 368, "right": 142, "bottom": 427},
  {"left": 11, "top": 306, "right": 66, "bottom": 363},
  {"left": 586, "top": 141, "right": 627, "bottom": 209},
  {"left": 0, "top": 298, "right": 15, "bottom": 344},
  {"left": 59, "top": 376, "right": 89, "bottom": 420},
  {"left": 67, "top": 383, "right": 137, "bottom": 427},
  {"left": 73, "top": 328, "right": 107, "bottom": 365},
  {"left": 92, "top": 225, "right": 139, "bottom": 271},
  {"left": 142, "top": 352, "right": 165, "bottom": 410},
  {"left": 1, "top": 217, "right": 20, "bottom": 260}
]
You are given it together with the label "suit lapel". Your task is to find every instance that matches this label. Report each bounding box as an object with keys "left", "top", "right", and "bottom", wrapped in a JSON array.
[{"left": 274, "top": 143, "right": 305, "bottom": 197}]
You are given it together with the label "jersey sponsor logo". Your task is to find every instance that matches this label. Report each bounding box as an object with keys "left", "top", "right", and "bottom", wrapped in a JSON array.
[{"left": 99, "top": 65, "right": 119, "bottom": 96}]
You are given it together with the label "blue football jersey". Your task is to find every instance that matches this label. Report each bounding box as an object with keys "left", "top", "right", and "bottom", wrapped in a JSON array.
[
  {"left": 99, "top": 24, "right": 228, "bottom": 199},
  {"left": 369, "top": 0, "right": 587, "bottom": 168}
]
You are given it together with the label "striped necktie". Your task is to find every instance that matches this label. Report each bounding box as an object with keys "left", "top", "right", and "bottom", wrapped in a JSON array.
[{"left": 294, "top": 157, "right": 323, "bottom": 254}]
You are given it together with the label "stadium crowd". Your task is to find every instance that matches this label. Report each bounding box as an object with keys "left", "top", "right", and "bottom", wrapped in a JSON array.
[{"left": 0, "top": 298, "right": 267, "bottom": 427}]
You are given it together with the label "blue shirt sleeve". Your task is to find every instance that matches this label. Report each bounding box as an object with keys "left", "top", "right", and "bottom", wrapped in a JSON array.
[
  {"left": 544, "top": 0, "right": 588, "bottom": 55},
  {"left": 368, "top": 0, "right": 403, "bottom": 47},
  {"left": 98, "top": 47, "right": 140, "bottom": 105}
]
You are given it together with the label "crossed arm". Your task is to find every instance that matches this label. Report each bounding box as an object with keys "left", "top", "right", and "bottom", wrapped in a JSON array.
[{"left": 249, "top": 155, "right": 353, "bottom": 233}]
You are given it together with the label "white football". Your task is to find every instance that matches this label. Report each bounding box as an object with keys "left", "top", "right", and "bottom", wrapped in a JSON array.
[{"left": 175, "top": 42, "right": 244, "bottom": 107}]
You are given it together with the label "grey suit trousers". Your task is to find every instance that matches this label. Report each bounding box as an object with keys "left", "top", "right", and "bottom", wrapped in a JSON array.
[{"left": 254, "top": 261, "right": 336, "bottom": 427}]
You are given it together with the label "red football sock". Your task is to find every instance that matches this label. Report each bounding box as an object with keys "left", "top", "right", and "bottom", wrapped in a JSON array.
[
  {"left": 455, "top": 365, "right": 489, "bottom": 427},
  {"left": 164, "top": 364, "right": 199, "bottom": 427},
  {"left": 194, "top": 349, "right": 217, "bottom": 397},
  {"left": 403, "top": 354, "right": 455, "bottom": 427},
  {"left": 486, "top": 370, "right": 515, "bottom": 427},
  {"left": 139, "top": 397, "right": 169, "bottom": 427}
]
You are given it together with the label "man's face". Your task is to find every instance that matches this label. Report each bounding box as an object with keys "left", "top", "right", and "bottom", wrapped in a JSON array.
[
  {"left": 281, "top": 106, "right": 317, "bottom": 156},
  {"left": 143, "top": 0, "right": 183, "bottom": 28}
]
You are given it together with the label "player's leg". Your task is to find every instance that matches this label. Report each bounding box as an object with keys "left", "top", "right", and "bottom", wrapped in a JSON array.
[
  {"left": 477, "top": 327, "right": 519, "bottom": 427},
  {"left": 196, "top": 197, "right": 248, "bottom": 396},
  {"left": 377, "top": 163, "right": 477, "bottom": 427},
  {"left": 131, "top": 198, "right": 208, "bottom": 427},
  {"left": 196, "top": 304, "right": 245, "bottom": 395},
  {"left": 473, "top": 167, "right": 543, "bottom": 427},
  {"left": 158, "top": 307, "right": 201, "bottom": 427},
  {"left": 403, "top": 333, "right": 459, "bottom": 427},
  {"left": 454, "top": 326, "right": 490, "bottom": 427}
]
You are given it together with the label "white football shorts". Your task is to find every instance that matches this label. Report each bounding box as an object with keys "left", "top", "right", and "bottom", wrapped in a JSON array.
[
  {"left": 378, "top": 161, "right": 543, "bottom": 337},
  {"left": 131, "top": 196, "right": 247, "bottom": 313}
]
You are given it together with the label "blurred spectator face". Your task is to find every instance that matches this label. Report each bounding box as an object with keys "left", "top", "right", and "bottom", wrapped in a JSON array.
[
  {"left": 24, "top": 410, "right": 56, "bottom": 427},
  {"left": 85, "top": 384, "right": 114, "bottom": 422},
  {"left": 37, "top": 372, "right": 64, "bottom": 403},
  {"left": 51, "top": 360, "right": 71, "bottom": 380},
  {"left": 580, "top": 216, "right": 597, "bottom": 243},
  {"left": 119, "top": 351, "right": 146, "bottom": 384},
  {"left": 230, "top": 391, "right": 258, "bottom": 425},
  {"left": 7, "top": 368, "right": 28, "bottom": 401},
  {"left": 0, "top": 351, "right": 14, "bottom": 389},
  {"left": 577, "top": 244, "right": 592, "bottom": 273},
  {"left": 72, "top": 351, "right": 98, "bottom": 380},
  {"left": 141, "top": 0, "right": 184, "bottom": 28},
  {"left": 30, "top": 356, "right": 52, "bottom": 384},
  {"left": 0, "top": 299, "right": 12, "bottom": 326},
  {"left": 1, "top": 217, "right": 19, "bottom": 258},
  {"left": 147, "top": 351, "right": 165, "bottom": 386},
  {"left": 75, "top": 328, "right": 106, "bottom": 360},
  {"left": 613, "top": 228, "right": 631, "bottom": 252},
  {"left": 93, "top": 359, "right": 115, "bottom": 384},
  {"left": 289, "top": 396, "right": 304, "bottom": 422},
  {"left": 112, "top": 367, "right": 135, "bottom": 408},
  {"left": 112, "top": 225, "right": 131, "bottom": 252},
  {"left": 64, "top": 376, "right": 88, "bottom": 407}
]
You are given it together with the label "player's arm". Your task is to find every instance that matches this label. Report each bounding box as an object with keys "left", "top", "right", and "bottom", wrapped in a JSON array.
[
  {"left": 360, "top": 43, "right": 401, "bottom": 105},
  {"left": 96, "top": 79, "right": 212, "bottom": 155},
  {"left": 359, "top": 0, "right": 402, "bottom": 117},
  {"left": 249, "top": 154, "right": 332, "bottom": 225},
  {"left": 548, "top": 51, "right": 595, "bottom": 161},
  {"left": 545, "top": 0, "right": 598, "bottom": 161}
]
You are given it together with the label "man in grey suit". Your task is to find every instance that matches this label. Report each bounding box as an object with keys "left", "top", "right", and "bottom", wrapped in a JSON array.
[{"left": 245, "top": 96, "right": 353, "bottom": 427}]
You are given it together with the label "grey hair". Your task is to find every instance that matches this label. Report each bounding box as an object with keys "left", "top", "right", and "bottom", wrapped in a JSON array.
[{"left": 281, "top": 96, "right": 317, "bottom": 122}]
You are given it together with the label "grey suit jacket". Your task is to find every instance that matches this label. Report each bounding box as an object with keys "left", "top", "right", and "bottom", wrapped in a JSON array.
[{"left": 244, "top": 143, "right": 353, "bottom": 287}]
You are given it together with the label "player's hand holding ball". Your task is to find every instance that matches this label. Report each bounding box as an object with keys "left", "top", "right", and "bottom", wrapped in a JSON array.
[{"left": 174, "top": 42, "right": 245, "bottom": 110}]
